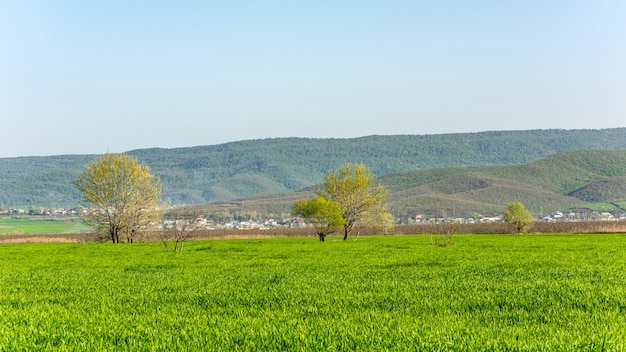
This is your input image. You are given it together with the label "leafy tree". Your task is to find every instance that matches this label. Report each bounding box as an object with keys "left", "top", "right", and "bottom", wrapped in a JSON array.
[
  {"left": 292, "top": 196, "right": 345, "bottom": 241},
  {"left": 503, "top": 202, "right": 534, "bottom": 234},
  {"left": 73, "top": 154, "right": 163, "bottom": 243},
  {"left": 318, "top": 163, "right": 389, "bottom": 240}
]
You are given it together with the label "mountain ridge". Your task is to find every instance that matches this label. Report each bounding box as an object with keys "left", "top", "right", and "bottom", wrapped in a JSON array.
[{"left": 1, "top": 128, "right": 626, "bottom": 208}]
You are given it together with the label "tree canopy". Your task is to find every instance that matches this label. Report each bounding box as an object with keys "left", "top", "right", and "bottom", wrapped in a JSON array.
[
  {"left": 292, "top": 196, "right": 345, "bottom": 241},
  {"left": 317, "top": 163, "right": 389, "bottom": 240},
  {"left": 503, "top": 202, "right": 534, "bottom": 234},
  {"left": 73, "top": 153, "right": 163, "bottom": 243}
]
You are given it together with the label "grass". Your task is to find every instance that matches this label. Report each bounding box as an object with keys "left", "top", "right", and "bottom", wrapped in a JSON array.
[
  {"left": 0, "top": 234, "right": 625, "bottom": 350},
  {"left": 0, "top": 217, "right": 88, "bottom": 234}
]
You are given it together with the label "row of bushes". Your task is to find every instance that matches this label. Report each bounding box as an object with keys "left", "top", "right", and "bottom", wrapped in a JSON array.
[
  {"left": 1, "top": 221, "right": 624, "bottom": 244},
  {"left": 395, "top": 221, "right": 626, "bottom": 235}
]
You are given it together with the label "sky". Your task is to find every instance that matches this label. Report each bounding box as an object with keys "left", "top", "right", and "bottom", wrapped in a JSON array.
[{"left": 1, "top": 1, "right": 625, "bottom": 157}]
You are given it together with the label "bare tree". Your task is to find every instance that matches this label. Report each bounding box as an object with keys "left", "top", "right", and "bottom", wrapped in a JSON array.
[
  {"left": 164, "top": 207, "right": 204, "bottom": 251},
  {"left": 430, "top": 223, "right": 458, "bottom": 247}
]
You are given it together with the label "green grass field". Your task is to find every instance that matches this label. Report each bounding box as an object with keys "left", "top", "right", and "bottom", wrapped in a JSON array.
[
  {"left": 0, "top": 217, "right": 89, "bottom": 234},
  {"left": 0, "top": 234, "right": 625, "bottom": 350}
]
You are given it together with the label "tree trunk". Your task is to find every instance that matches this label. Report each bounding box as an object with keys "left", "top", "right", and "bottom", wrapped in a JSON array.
[
  {"left": 343, "top": 222, "right": 354, "bottom": 240},
  {"left": 111, "top": 225, "right": 121, "bottom": 243}
]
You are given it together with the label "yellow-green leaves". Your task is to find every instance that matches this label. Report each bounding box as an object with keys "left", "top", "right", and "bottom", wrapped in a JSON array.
[
  {"left": 318, "top": 163, "right": 390, "bottom": 240},
  {"left": 73, "top": 153, "right": 163, "bottom": 243},
  {"left": 292, "top": 195, "right": 345, "bottom": 241},
  {"left": 503, "top": 202, "right": 534, "bottom": 234}
]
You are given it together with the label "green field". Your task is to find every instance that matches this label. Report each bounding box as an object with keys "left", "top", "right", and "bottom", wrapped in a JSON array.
[
  {"left": 0, "top": 235, "right": 625, "bottom": 350},
  {"left": 0, "top": 217, "right": 89, "bottom": 234}
]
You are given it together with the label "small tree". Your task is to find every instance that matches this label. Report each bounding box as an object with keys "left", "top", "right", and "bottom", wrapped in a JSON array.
[
  {"left": 292, "top": 196, "right": 345, "bottom": 241},
  {"left": 317, "top": 163, "right": 389, "bottom": 240},
  {"left": 430, "top": 223, "right": 458, "bottom": 247},
  {"left": 503, "top": 202, "right": 534, "bottom": 234},
  {"left": 73, "top": 153, "right": 163, "bottom": 243},
  {"left": 164, "top": 207, "right": 204, "bottom": 251},
  {"left": 354, "top": 204, "right": 395, "bottom": 238}
]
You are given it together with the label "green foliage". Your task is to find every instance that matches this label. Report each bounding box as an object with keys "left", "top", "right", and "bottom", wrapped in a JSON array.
[
  {"left": 73, "top": 154, "right": 163, "bottom": 243},
  {"left": 292, "top": 196, "right": 345, "bottom": 241},
  {"left": 196, "top": 149, "right": 626, "bottom": 220},
  {"left": 381, "top": 150, "right": 626, "bottom": 218},
  {"left": 0, "top": 235, "right": 625, "bottom": 350},
  {"left": 577, "top": 203, "right": 618, "bottom": 212},
  {"left": 487, "top": 150, "right": 626, "bottom": 195},
  {"left": 568, "top": 177, "right": 626, "bottom": 202},
  {"left": 318, "top": 164, "right": 389, "bottom": 240},
  {"left": 503, "top": 202, "right": 534, "bottom": 234},
  {"left": 3, "top": 129, "right": 626, "bottom": 208}
]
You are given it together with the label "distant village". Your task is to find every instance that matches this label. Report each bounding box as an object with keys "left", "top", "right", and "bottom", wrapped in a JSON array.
[
  {"left": 408, "top": 210, "right": 626, "bottom": 225},
  {"left": 1, "top": 206, "right": 625, "bottom": 231}
]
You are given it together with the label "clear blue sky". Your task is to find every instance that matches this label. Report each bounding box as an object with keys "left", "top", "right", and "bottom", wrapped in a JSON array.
[{"left": 1, "top": 1, "right": 625, "bottom": 157}]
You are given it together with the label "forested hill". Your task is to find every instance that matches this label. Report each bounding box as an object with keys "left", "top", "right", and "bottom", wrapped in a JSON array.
[
  {"left": 380, "top": 149, "right": 626, "bottom": 218},
  {"left": 202, "top": 150, "right": 626, "bottom": 219},
  {"left": 1, "top": 128, "right": 626, "bottom": 208}
]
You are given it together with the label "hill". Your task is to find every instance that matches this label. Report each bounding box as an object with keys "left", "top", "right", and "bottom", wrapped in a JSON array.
[
  {"left": 568, "top": 177, "right": 626, "bottom": 202},
  {"left": 1, "top": 128, "right": 626, "bottom": 208},
  {"left": 203, "top": 150, "right": 626, "bottom": 219},
  {"left": 384, "top": 150, "right": 626, "bottom": 218}
]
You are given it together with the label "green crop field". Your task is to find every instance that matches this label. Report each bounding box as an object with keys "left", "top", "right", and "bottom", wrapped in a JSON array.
[
  {"left": 0, "top": 217, "right": 89, "bottom": 234},
  {"left": 0, "top": 234, "right": 625, "bottom": 350}
]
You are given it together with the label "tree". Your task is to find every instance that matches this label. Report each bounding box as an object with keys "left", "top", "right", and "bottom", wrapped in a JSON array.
[
  {"left": 503, "top": 202, "right": 534, "bottom": 234},
  {"left": 317, "top": 163, "right": 389, "bottom": 240},
  {"left": 292, "top": 196, "right": 345, "bottom": 241},
  {"left": 163, "top": 207, "right": 204, "bottom": 251},
  {"left": 73, "top": 153, "right": 163, "bottom": 243},
  {"left": 362, "top": 204, "right": 395, "bottom": 235},
  {"left": 430, "top": 223, "right": 458, "bottom": 247}
]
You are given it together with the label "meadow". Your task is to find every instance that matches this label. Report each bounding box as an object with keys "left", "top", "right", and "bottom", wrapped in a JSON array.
[
  {"left": 0, "top": 234, "right": 625, "bottom": 350},
  {"left": 0, "top": 217, "right": 88, "bottom": 235}
]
